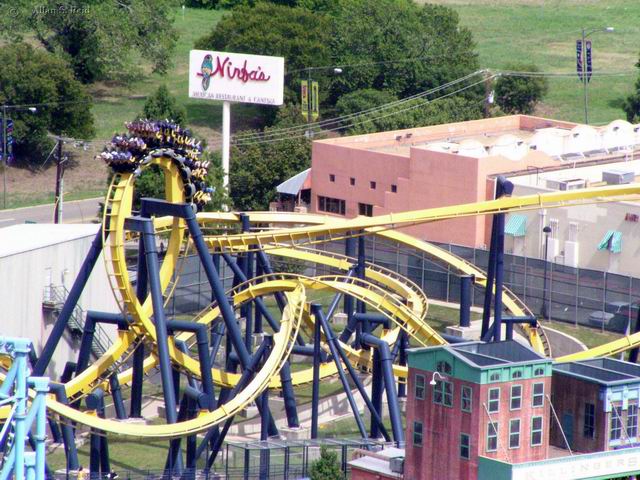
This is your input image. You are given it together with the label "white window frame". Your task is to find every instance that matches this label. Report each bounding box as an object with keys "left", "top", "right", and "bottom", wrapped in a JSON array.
[
  {"left": 509, "top": 418, "right": 521, "bottom": 449},
  {"left": 510, "top": 385, "right": 522, "bottom": 411},
  {"left": 532, "top": 382, "right": 544, "bottom": 408},
  {"left": 488, "top": 387, "right": 500, "bottom": 413}
]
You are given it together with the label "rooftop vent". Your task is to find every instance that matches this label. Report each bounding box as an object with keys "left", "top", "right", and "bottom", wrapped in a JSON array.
[
  {"left": 603, "top": 170, "right": 635, "bottom": 185},
  {"left": 546, "top": 178, "right": 587, "bottom": 191},
  {"left": 389, "top": 457, "right": 404, "bottom": 474}
]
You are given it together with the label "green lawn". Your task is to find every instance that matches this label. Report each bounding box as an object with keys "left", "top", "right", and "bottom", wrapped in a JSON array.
[
  {"left": 542, "top": 318, "right": 623, "bottom": 349},
  {"left": 428, "top": 0, "right": 640, "bottom": 124}
]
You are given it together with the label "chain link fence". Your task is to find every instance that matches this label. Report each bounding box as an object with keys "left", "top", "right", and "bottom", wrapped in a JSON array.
[{"left": 168, "top": 236, "right": 640, "bottom": 334}]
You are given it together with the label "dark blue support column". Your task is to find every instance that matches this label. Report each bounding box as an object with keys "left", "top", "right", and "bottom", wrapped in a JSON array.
[
  {"left": 34, "top": 227, "right": 108, "bottom": 375},
  {"left": 279, "top": 362, "right": 299, "bottom": 428},
  {"left": 75, "top": 311, "right": 129, "bottom": 377},
  {"left": 181, "top": 207, "right": 278, "bottom": 437},
  {"left": 256, "top": 249, "right": 287, "bottom": 312},
  {"left": 311, "top": 304, "right": 370, "bottom": 441},
  {"left": 460, "top": 275, "right": 474, "bottom": 328},
  {"left": 86, "top": 390, "right": 108, "bottom": 477},
  {"left": 240, "top": 214, "right": 253, "bottom": 353},
  {"left": 254, "top": 260, "right": 263, "bottom": 334},
  {"left": 186, "top": 397, "right": 197, "bottom": 475},
  {"left": 109, "top": 375, "right": 127, "bottom": 420},
  {"left": 370, "top": 349, "right": 383, "bottom": 439},
  {"left": 493, "top": 212, "right": 506, "bottom": 342},
  {"left": 167, "top": 320, "right": 215, "bottom": 410},
  {"left": 127, "top": 216, "right": 180, "bottom": 469},
  {"left": 311, "top": 305, "right": 322, "bottom": 439},
  {"left": 49, "top": 384, "right": 78, "bottom": 470},
  {"left": 131, "top": 233, "right": 148, "bottom": 418},
  {"left": 481, "top": 216, "right": 498, "bottom": 339},
  {"left": 398, "top": 332, "right": 409, "bottom": 398},
  {"left": 210, "top": 321, "right": 225, "bottom": 367},
  {"left": 344, "top": 235, "right": 356, "bottom": 335},
  {"left": 361, "top": 334, "right": 404, "bottom": 445},
  {"left": 355, "top": 234, "right": 367, "bottom": 347}
]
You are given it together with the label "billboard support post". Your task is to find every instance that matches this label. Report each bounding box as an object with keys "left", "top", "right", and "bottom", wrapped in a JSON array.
[{"left": 222, "top": 101, "right": 231, "bottom": 192}]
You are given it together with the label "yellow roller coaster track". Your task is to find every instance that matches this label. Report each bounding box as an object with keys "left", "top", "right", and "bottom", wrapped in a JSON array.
[{"left": 12, "top": 154, "right": 640, "bottom": 439}]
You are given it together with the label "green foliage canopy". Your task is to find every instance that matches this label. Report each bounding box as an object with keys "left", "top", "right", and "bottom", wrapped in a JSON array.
[
  {"left": 0, "top": 43, "right": 95, "bottom": 163},
  {"left": 494, "top": 64, "right": 548, "bottom": 115},
  {"left": 2, "top": 0, "right": 177, "bottom": 83},
  {"left": 141, "top": 85, "right": 187, "bottom": 125},
  {"left": 623, "top": 56, "right": 640, "bottom": 123}
]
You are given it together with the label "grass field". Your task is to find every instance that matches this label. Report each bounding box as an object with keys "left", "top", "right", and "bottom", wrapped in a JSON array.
[{"left": 428, "top": 0, "right": 640, "bottom": 124}]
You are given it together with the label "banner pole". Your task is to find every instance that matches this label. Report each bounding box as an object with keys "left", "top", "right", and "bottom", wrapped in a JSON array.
[{"left": 222, "top": 100, "right": 231, "bottom": 195}]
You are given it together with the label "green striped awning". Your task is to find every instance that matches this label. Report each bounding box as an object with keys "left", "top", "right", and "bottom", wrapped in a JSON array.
[
  {"left": 597, "top": 230, "right": 622, "bottom": 253},
  {"left": 504, "top": 214, "right": 527, "bottom": 237}
]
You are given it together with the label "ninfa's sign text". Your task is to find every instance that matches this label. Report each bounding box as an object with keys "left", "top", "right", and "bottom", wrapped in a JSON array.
[{"left": 189, "top": 50, "right": 284, "bottom": 105}]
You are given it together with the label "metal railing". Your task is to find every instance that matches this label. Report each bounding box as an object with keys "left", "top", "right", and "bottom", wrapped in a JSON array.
[{"left": 43, "top": 284, "right": 112, "bottom": 358}]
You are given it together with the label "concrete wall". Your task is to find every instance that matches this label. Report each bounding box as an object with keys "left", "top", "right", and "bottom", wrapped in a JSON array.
[{"left": 0, "top": 227, "right": 119, "bottom": 377}]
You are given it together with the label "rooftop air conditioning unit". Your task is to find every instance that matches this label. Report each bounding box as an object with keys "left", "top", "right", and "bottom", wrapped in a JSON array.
[
  {"left": 603, "top": 170, "right": 635, "bottom": 185},
  {"left": 389, "top": 457, "right": 405, "bottom": 474},
  {"left": 546, "top": 178, "right": 587, "bottom": 191}
]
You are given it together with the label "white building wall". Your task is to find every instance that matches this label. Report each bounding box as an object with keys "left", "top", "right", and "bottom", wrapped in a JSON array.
[
  {"left": 0, "top": 226, "right": 119, "bottom": 377},
  {"left": 507, "top": 184, "right": 640, "bottom": 277}
]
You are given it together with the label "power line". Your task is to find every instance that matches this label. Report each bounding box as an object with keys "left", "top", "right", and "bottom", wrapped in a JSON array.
[
  {"left": 233, "top": 70, "right": 488, "bottom": 142},
  {"left": 233, "top": 76, "right": 494, "bottom": 147}
]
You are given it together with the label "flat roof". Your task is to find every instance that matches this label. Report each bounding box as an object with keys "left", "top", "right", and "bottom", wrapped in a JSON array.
[
  {"left": 0, "top": 223, "right": 99, "bottom": 258},
  {"left": 348, "top": 447, "right": 404, "bottom": 479},
  {"left": 554, "top": 358, "right": 640, "bottom": 386}
]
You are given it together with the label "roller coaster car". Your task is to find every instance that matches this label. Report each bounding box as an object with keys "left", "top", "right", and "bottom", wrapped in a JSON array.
[{"left": 588, "top": 301, "right": 640, "bottom": 333}]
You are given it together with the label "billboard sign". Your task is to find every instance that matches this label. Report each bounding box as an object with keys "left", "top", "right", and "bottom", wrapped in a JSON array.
[
  {"left": 189, "top": 50, "right": 284, "bottom": 105},
  {"left": 576, "top": 40, "right": 583, "bottom": 81}
]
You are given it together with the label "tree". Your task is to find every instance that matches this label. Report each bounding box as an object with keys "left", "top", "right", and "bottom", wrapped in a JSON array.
[
  {"left": 335, "top": 89, "right": 398, "bottom": 124},
  {"left": 229, "top": 105, "right": 310, "bottom": 210},
  {"left": 347, "top": 96, "right": 482, "bottom": 135},
  {"left": 141, "top": 86, "right": 187, "bottom": 124},
  {"left": 494, "top": 64, "right": 548, "bottom": 115},
  {"left": 308, "top": 447, "right": 343, "bottom": 480},
  {"left": 195, "top": 2, "right": 332, "bottom": 124},
  {"left": 0, "top": 43, "right": 94, "bottom": 163},
  {"left": 2, "top": 0, "right": 177, "bottom": 83},
  {"left": 329, "top": 0, "right": 481, "bottom": 105},
  {"left": 623, "top": 56, "right": 640, "bottom": 123}
]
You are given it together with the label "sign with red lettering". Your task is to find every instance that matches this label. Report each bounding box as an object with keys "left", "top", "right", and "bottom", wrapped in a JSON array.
[
  {"left": 189, "top": 50, "right": 284, "bottom": 105},
  {"left": 625, "top": 213, "right": 639, "bottom": 222}
]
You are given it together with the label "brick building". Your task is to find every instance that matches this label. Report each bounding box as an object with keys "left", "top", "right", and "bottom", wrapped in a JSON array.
[
  {"left": 405, "top": 341, "right": 553, "bottom": 480},
  {"left": 550, "top": 358, "right": 640, "bottom": 453}
]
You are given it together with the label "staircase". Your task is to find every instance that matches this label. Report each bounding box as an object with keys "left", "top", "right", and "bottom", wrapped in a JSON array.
[{"left": 43, "top": 284, "right": 112, "bottom": 358}]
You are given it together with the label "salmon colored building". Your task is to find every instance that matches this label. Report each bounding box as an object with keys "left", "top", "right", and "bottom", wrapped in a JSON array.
[{"left": 310, "top": 115, "right": 582, "bottom": 248}]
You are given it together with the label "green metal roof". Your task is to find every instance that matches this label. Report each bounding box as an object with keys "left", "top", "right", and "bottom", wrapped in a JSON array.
[
  {"left": 597, "top": 230, "right": 622, "bottom": 253},
  {"left": 504, "top": 214, "right": 527, "bottom": 237}
]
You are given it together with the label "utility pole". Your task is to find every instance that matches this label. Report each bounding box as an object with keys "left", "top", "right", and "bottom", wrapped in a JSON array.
[
  {"left": 2, "top": 105, "right": 6, "bottom": 209},
  {"left": 54, "top": 137, "right": 64, "bottom": 224}
]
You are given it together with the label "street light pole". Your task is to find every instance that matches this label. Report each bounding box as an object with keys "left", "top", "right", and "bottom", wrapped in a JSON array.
[
  {"left": 580, "top": 26, "right": 614, "bottom": 124},
  {"left": 541, "top": 225, "right": 552, "bottom": 320}
]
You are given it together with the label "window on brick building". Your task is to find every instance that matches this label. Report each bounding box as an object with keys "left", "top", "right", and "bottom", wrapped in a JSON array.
[
  {"left": 532, "top": 382, "right": 544, "bottom": 408},
  {"left": 512, "top": 370, "right": 523, "bottom": 379},
  {"left": 531, "top": 416, "right": 543, "bottom": 446},
  {"left": 489, "top": 371, "right": 501, "bottom": 382},
  {"left": 433, "top": 380, "right": 453, "bottom": 407},
  {"left": 318, "top": 196, "right": 345, "bottom": 215},
  {"left": 488, "top": 388, "right": 500, "bottom": 413},
  {"left": 391, "top": 184, "right": 397, "bottom": 193},
  {"left": 628, "top": 404, "right": 638, "bottom": 438},
  {"left": 461, "top": 386, "right": 472, "bottom": 412},
  {"left": 413, "top": 421, "right": 423, "bottom": 446},
  {"left": 350, "top": 177, "right": 355, "bottom": 186},
  {"left": 584, "top": 403, "right": 595, "bottom": 438},
  {"left": 329, "top": 174, "right": 335, "bottom": 182},
  {"left": 415, "top": 374, "right": 425, "bottom": 400},
  {"left": 611, "top": 408, "right": 623, "bottom": 441},
  {"left": 358, "top": 203, "right": 373, "bottom": 217},
  {"left": 460, "top": 433, "right": 470, "bottom": 460},
  {"left": 509, "top": 419, "right": 521, "bottom": 449},
  {"left": 486, "top": 422, "right": 498, "bottom": 452},
  {"left": 534, "top": 366, "right": 545, "bottom": 377},
  {"left": 437, "top": 361, "right": 452, "bottom": 375},
  {"left": 510, "top": 385, "right": 522, "bottom": 410},
  {"left": 370, "top": 181, "right": 376, "bottom": 189}
]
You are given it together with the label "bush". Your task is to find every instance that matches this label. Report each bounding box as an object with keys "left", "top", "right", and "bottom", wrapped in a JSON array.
[
  {"left": 494, "top": 64, "right": 548, "bottom": 115},
  {"left": 309, "top": 447, "right": 343, "bottom": 480}
]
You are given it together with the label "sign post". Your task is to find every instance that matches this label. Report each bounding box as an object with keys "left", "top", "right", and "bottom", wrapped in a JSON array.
[{"left": 189, "top": 50, "right": 285, "bottom": 192}]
